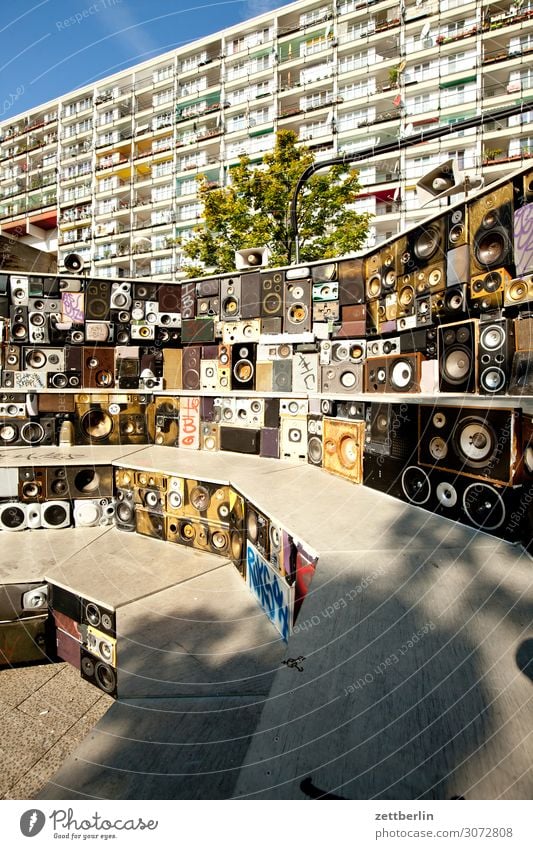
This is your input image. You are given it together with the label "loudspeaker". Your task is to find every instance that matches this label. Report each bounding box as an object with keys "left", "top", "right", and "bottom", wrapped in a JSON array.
[
  {"left": 256, "top": 361, "right": 273, "bottom": 391},
  {"left": 469, "top": 268, "right": 509, "bottom": 311},
  {"left": 85, "top": 280, "right": 111, "bottom": 320},
  {"left": 0, "top": 582, "right": 48, "bottom": 620},
  {"left": 64, "top": 253, "right": 84, "bottom": 273},
  {"left": 220, "top": 276, "right": 241, "bottom": 320},
  {"left": 80, "top": 649, "right": 117, "bottom": 698},
  {"left": 406, "top": 217, "right": 446, "bottom": 295},
  {"left": 0, "top": 615, "right": 51, "bottom": 666},
  {"left": 82, "top": 599, "right": 115, "bottom": 640},
  {"left": 508, "top": 351, "right": 533, "bottom": 395},
  {"left": 469, "top": 183, "right": 514, "bottom": 277},
  {"left": 311, "top": 261, "right": 337, "bottom": 284},
  {"left": 365, "top": 250, "right": 382, "bottom": 301},
  {"left": 222, "top": 319, "right": 261, "bottom": 344},
  {"left": 18, "top": 467, "right": 46, "bottom": 501},
  {"left": 40, "top": 501, "right": 71, "bottom": 529},
  {"left": 514, "top": 315, "right": 533, "bottom": 351},
  {"left": 246, "top": 504, "right": 269, "bottom": 560},
  {"left": 322, "top": 418, "right": 364, "bottom": 483},
  {"left": 514, "top": 199, "right": 533, "bottom": 276},
  {"left": 337, "top": 258, "right": 365, "bottom": 307},
  {"left": 240, "top": 272, "right": 261, "bottom": 318},
  {"left": 418, "top": 405, "right": 518, "bottom": 485},
  {"left": 181, "top": 318, "right": 215, "bottom": 344},
  {"left": 10, "top": 306, "right": 28, "bottom": 342},
  {"left": 478, "top": 317, "right": 515, "bottom": 394},
  {"left": 416, "top": 159, "right": 462, "bottom": 205},
  {"left": 149, "top": 396, "right": 180, "bottom": 446},
  {"left": 166, "top": 515, "right": 233, "bottom": 557},
  {"left": 200, "top": 360, "right": 220, "bottom": 390},
  {"left": 430, "top": 285, "right": 467, "bottom": 322},
  {"left": 364, "top": 403, "right": 417, "bottom": 460},
  {"left": 292, "top": 351, "right": 319, "bottom": 393},
  {"left": 162, "top": 348, "right": 183, "bottom": 390},
  {"left": 321, "top": 362, "right": 363, "bottom": 394},
  {"left": 363, "top": 454, "right": 405, "bottom": 500},
  {"left": 82, "top": 346, "right": 115, "bottom": 389},
  {"left": 272, "top": 359, "right": 292, "bottom": 392},
  {"left": 115, "top": 488, "right": 136, "bottom": 531},
  {"left": 85, "top": 625, "right": 116, "bottom": 667},
  {"left": 0, "top": 417, "right": 55, "bottom": 446},
  {"left": 134, "top": 282, "right": 158, "bottom": 301},
  {"left": 73, "top": 498, "right": 115, "bottom": 527},
  {"left": 260, "top": 270, "right": 284, "bottom": 318},
  {"left": 438, "top": 319, "right": 478, "bottom": 393},
  {"left": 48, "top": 372, "right": 82, "bottom": 389},
  {"left": 447, "top": 205, "right": 468, "bottom": 249},
  {"left": 55, "top": 624, "right": 81, "bottom": 669},
  {"left": 231, "top": 343, "right": 256, "bottom": 390},
  {"left": 307, "top": 414, "right": 323, "bottom": 467},
  {"left": 364, "top": 353, "right": 424, "bottom": 394},
  {"left": 178, "top": 281, "right": 195, "bottom": 319},
  {"left": 400, "top": 467, "right": 523, "bottom": 542},
  {"left": 135, "top": 506, "right": 165, "bottom": 539},
  {"left": 219, "top": 426, "right": 260, "bottom": 454},
  {"left": 4, "top": 344, "right": 20, "bottom": 370},
  {"left": 504, "top": 274, "right": 533, "bottom": 310},
  {"left": 9, "top": 276, "right": 29, "bottom": 305},
  {"left": 201, "top": 422, "right": 219, "bottom": 451},
  {"left": 46, "top": 467, "right": 113, "bottom": 502},
  {"left": 260, "top": 427, "right": 279, "bottom": 458},
  {"left": 235, "top": 246, "right": 269, "bottom": 269},
  {"left": 166, "top": 479, "right": 230, "bottom": 524},
  {"left": 182, "top": 346, "right": 201, "bottom": 390},
  {"left": 109, "top": 282, "right": 131, "bottom": 312},
  {"left": 158, "top": 283, "right": 181, "bottom": 313},
  {"left": 280, "top": 415, "right": 307, "bottom": 460},
  {"left": 283, "top": 278, "right": 312, "bottom": 333}
]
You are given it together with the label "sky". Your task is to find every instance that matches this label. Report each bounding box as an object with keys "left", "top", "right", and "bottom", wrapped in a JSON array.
[{"left": 0, "top": 0, "right": 287, "bottom": 121}]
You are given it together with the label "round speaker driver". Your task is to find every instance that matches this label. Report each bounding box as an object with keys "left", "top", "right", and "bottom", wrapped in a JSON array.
[
  {"left": 95, "top": 662, "right": 116, "bottom": 694},
  {"left": 455, "top": 418, "right": 495, "bottom": 466},
  {"left": 436, "top": 481, "right": 457, "bottom": 508},
  {"left": 190, "top": 486, "right": 210, "bottom": 511},
  {"left": 463, "top": 483, "right": 505, "bottom": 530},
  {"left": 401, "top": 466, "right": 431, "bottom": 505},
  {"left": 308, "top": 436, "right": 323, "bottom": 464},
  {"left": 443, "top": 348, "right": 471, "bottom": 383},
  {"left": 390, "top": 359, "right": 414, "bottom": 390}
]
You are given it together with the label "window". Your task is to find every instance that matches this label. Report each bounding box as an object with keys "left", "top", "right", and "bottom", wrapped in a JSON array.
[
  {"left": 177, "top": 178, "right": 197, "bottom": 196},
  {"left": 300, "top": 6, "right": 330, "bottom": 26},
  {"left": 249, "top": 106, "right": 272, "bottom": 125},
  {"left": 151, "top": 184, "right": 173, "bottom": 202},
  {"left": 153, "top": 65, "right": 173, "bottom": 82},
  {"left": 228, "top": 113, "right": 247, "bottom": 132},
  {"left": 301, "top": 36, "right": 328, "bottom": 57}
]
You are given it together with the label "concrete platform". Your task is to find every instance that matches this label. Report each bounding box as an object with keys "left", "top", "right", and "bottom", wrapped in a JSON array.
[
  {"left": 0, "top": 527, "right": 110, "bottom": 584},
  {"left": 0, "top": 444, "right": 147, "bottom": 467}
]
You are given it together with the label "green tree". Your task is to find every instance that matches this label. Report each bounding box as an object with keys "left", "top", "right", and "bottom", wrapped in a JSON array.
[{"left": 180, "top": 130, "right": 371, "bottom": 276}]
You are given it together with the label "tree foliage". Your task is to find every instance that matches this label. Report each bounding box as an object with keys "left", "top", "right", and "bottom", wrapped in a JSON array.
[{"left": 180, "top": 130, "right": 372, "bottom": 276}]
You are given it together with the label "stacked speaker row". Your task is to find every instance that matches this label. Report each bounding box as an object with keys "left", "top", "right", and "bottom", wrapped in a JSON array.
[{"left": 1, "top": 166, "right": 532, "bottom": 398}]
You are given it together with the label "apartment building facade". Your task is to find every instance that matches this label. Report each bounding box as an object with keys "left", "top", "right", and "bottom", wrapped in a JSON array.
[{"left": 0, "top": 0, "right": 532, "bottom": 280}]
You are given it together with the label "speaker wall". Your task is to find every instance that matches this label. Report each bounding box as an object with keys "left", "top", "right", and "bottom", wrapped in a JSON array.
[
  {"left": 406, "top": 217, "right": 446, "bottom": 296},
  {"left": 469, "top": 183, "right": 514, "bottom": 277},
  {"left": 323, "top": 418, "right": 364, "bottom": 483},
  {"left": 478, "top": 318, "right": 515, "bottom": 395},
  {"left": 364, "top": 250, "right": 382, "bottom": 300},
  {"left": 0, "top": 615, "right": 51, "bottom": 666},
  {"left": 320, "top": 362, "right": 363, "bottom": 394},
  {"left": 158, "top": 283, "right": 181, "bottom": 313},
  {"left": 82, "top": 346, "right": 115, "bottom": 389},
  {"left": 363, "top": 453, "right": 405, "bottom": 499},
  {"left": 438, "top": 319, "right": 478, "bottom": 393},
  {"left": 418, "top": 405, "right": 517, "bottom": 485},
  {"left": 85, "top": 280, "right": 110, "bottom": 321}
]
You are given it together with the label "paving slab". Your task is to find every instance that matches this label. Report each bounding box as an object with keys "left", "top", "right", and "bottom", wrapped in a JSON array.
[
  {"left": 117, "top": 563, "right": 286, "bottom": 699},
  {"left": 37, "top": 696, "right": 266, "bottom": 800}
]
